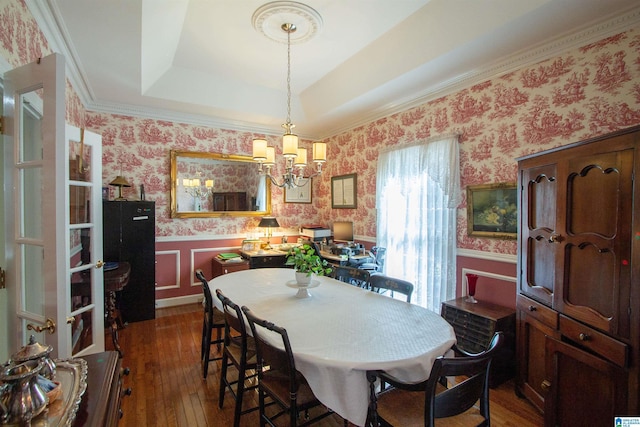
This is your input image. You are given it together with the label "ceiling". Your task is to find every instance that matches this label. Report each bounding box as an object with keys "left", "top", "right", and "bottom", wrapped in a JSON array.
[{"left": 30, "top": 0, "right": 640, "bottom": 140}]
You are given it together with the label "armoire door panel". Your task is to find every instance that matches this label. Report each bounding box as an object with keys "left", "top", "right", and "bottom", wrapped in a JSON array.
[
  {"left": 563, "top": 242, "right": 616, "bottom": 332},
  {"left": 519, "top": 164, "right": 557, "bottom": 305},
  {"left": 557, "top": 148, "right": 633, "bottom": 338},
  {"left": 545, "top": 336, "right": 628, "bottom": 426}
]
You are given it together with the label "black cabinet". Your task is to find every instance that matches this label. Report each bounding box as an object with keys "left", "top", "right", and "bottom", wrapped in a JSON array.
[
  {"left": 241, "top": 251, "right": 288, "bottom": 268},
  {"left": 103, "top": 201, "right": 156, "bottom": 323}
]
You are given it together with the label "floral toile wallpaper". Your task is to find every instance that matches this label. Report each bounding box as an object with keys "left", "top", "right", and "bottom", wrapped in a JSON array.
[{"left": 2, "top": 0, "right": 640, "bottom": 256}]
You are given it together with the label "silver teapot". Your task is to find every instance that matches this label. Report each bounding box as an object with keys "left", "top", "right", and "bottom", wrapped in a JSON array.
[
  {"left": 11, "top": 335, "right": 56, "bottom": 380},
  {"left": 0, "top": 360, "right": 48, "bottom": 424}
]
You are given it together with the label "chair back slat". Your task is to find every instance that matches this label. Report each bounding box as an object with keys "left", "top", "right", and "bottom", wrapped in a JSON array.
[
  {"left": 369, "top": 274, "right": 414, "bottom": 303},
  {"left": 329, "top": 266, "right": 371, "bottom": 288},
  {"left": 430, "top": 363, "right": 488, "bottom": 419},
  {"left": 425, "top": 331, "right": 504, "bottom": 425}
]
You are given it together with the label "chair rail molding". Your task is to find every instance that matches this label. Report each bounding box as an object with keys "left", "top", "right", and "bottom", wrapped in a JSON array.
[{"left": 457, "top": 248, "right": 516, "bottom": 264}]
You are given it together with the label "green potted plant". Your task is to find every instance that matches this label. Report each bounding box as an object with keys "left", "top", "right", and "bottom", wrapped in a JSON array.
[{"left": 285, "top": 244, "right": 332, "bottom": 284}]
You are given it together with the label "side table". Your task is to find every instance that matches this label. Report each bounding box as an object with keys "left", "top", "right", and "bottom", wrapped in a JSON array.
[
  {"left": 441, "top": 297, "right": 516, "bottom": 387},
  {"left": 104, "top": 262, "right": 130, "bottom": 357},
  {"left": 212, "top": 256, "right": 250, "bottom": 278}
]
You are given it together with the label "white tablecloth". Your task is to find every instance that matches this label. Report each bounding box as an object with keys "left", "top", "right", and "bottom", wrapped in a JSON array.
[{"left": 210, "top": 268, "right": 456, "bottom": 426}]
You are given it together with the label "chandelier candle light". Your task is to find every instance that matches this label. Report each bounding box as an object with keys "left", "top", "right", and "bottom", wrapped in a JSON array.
[
  {"left": 252, "top": 22, "right": 327, "bottom": 189},
  {"left": 182, "top": 177, "right": 214, "bottom": 211}
]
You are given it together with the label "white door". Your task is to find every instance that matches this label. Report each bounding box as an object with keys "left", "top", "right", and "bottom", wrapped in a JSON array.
[{"left": 3, "top": 53, "right": 104, "bottom": 358}]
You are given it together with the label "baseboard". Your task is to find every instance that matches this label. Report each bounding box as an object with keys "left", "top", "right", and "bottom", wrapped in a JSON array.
[{"left": 155, "top": 294, "right": 202, "bottom": 309}]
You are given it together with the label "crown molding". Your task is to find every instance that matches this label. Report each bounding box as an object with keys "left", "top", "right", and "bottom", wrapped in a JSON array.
[
  {"left": 318, "top": 5, "right": 640, "bottom": 139},
  {"left": 26, "top": 2, "right": 640, "bottom": 140}
]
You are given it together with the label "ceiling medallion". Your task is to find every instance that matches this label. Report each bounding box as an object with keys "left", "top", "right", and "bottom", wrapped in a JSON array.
[{"left": 252, "top": 1, "right": 323, "bottom": 44}]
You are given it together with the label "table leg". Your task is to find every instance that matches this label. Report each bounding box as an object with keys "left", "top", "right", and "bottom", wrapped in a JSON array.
[
  {"left": 366, "top": 371, "right": 379, "bottom": 427},
  {"left": 106, "top": 290, "right": 124, "bottom": 358}
]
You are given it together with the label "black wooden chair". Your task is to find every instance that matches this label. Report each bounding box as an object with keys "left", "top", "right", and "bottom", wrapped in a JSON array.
[
  {"left": 369, "top": 332, "right": 504, "bottom": 427},
  {"left": 330, "top": 265, "right": 371, "bottom": 289},
  {"left": 242, "top": 306, "right": 336, "bottom": 427},
  {"left": 216, "top": 289, "right": 260, "bottom": 427},
  {"left": 368, "top": 274, "right": 414, "bottom": 303},
  {"left": 195, "top": 269, "right": 224, "bottom": 378}
]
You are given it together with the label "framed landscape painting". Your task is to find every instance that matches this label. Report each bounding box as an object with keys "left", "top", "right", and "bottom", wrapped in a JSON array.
[{"left": 466, "top": 182, "right": 517, "bottom": 239}]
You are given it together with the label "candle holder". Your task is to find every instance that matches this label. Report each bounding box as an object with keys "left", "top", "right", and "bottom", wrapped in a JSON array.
[{"left": 466, "top": 273, "right": 479, "bottom": 303}]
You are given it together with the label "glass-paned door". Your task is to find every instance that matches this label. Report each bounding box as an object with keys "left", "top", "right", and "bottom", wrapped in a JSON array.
[
  {"left": 3, "top": 53, "right": 104, "bottom": 358},
  {"left": 66, "top": 125, "right": 104, "bottom": 356}
]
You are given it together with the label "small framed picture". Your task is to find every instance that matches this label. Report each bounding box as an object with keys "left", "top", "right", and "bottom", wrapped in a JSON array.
[
  {"left": 466, "top": 182, "right": 517, "bottom": 239},
  {"left": 331, "top": 173, "right": 357, "bottom": 209},
  {"left": 102, "top": 187, "right": 109, "bottom": 200},
  {"left": 284, "top": 178, "right": 312, "bottom": 203},
  {"left": 242, "top": 239, "right": 262, "bottom": 252}
]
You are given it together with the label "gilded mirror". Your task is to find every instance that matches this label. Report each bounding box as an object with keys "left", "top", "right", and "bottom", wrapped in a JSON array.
[{"left": 170, "top": 150, "right": 271, "bottom": 218}]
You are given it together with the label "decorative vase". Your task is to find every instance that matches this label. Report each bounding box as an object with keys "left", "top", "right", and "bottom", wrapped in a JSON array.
[
  {"left": 295, "top": 271, "right": 312, "bottom": 286},
  {"left": 466, "top": 273, "right": 479, "bottom": 303}
]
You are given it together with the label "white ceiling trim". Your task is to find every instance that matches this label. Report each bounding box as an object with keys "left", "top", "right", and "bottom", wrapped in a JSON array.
[{"left": 24, "top": 2, "right": 640, "bottom": 140}]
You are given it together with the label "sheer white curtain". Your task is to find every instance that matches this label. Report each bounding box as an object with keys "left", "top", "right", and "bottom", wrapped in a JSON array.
[{"left": 376, "top": 135, "right": 461, "bottom": 312}]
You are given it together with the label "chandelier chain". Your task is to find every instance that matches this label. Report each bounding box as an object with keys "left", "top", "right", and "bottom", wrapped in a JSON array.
[
  {"left": 252, "top": 22, "right": 325, "bottom": 189},
  {"left": 286, "top": 25, "right": 292, "bottom": 127}
]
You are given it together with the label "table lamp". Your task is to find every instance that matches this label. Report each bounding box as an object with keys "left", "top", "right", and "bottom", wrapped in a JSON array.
[
  {"left": 109, "top": 175, "right": 131, "bottom": 201},
  {"left": 258, "top": 217, "right": 279, "bottom": 250}
]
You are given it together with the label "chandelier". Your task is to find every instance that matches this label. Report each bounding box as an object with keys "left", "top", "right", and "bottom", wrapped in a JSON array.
[{"left": 252, "top": 22, "right": 327, "bottom": 189}]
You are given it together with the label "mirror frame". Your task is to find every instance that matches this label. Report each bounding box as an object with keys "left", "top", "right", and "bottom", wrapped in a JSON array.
[{"left": 170, "top": 150, "right": 271, "bottom": 218}]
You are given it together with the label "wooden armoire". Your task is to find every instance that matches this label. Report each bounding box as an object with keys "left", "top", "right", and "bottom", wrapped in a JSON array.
[{"left": 516, "top": 125, "right": 640, "bottom": 426}]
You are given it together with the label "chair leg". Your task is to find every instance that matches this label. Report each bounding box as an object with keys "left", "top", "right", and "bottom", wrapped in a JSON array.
[
  {"left": 203, "top": 324, "right": 212, "bottom": 379},
  {"left": 201, "top": 319, "right": 207, "bottom": 361},
  {"left": 233, "top": 365, "right": 246, "bottom": 427},
  {"left": 218, "top": 353, "right": 228, "bottom": 408},
  {"left": 259, "top": 387, "right": 267, "bottom": 427},
  {"left": 216, "top": 326, "right": 222, "bottom": 351}
]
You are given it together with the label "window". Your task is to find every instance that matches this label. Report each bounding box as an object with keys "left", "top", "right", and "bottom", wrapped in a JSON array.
[{"left": 376, "top": 135, "right": 460, "bottom": 311}]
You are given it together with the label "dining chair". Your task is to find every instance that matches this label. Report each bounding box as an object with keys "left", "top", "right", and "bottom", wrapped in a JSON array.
[
  {"left": 195, "top": 269, "right": 224, "bottom": 378},
  {"left": 330, "top": 265, "right": 371, "bottom": 289},
  {"left": 216, "top": 289, "right": 259, "bottom": 427},
  {"left": 241, "top": 306, "right": 336, "bottom": 427},
  {"left": 369, "top": 332, "right": 504, "bottom": 427},
  {"left": 368, "top": 274, "right": 413, "bottom": 303}
]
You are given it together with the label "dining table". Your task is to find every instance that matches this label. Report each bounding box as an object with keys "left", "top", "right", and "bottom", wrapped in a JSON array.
[{"left": 209, "top": 268, "right": 456, "bottom": 426}]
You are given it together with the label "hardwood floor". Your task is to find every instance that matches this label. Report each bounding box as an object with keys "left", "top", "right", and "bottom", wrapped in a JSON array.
[{"left": 111, "top": 303, "right": 543, "bottom": 426}]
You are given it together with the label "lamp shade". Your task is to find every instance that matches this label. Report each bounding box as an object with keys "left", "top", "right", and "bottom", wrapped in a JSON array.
[
  {"left": 253, "top": 138, "right": 268, "bottom": 161},
  {"left": 109, "top": 175, "right": 131, "bottom": 187},
  {"left": 312, "top": 142, "right": 327, "bottom": 162},
  {"left": 282, "top": 133, "right": 299, "bottom": 157},
  {"left": 294, "top": 148, "right": 307, "bottom": 167},
  {"left": 258, "top": 217, "right": 280, "bottom": 228}
]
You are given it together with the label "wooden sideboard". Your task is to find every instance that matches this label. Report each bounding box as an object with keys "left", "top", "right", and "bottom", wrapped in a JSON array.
[{"left": 73, "top": 351, "right": 130, "bottom": 427}]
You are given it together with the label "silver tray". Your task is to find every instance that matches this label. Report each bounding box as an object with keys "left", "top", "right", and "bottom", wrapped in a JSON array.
[{"left": 7, "top": 358, "right": 89, "bottom": 427}]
